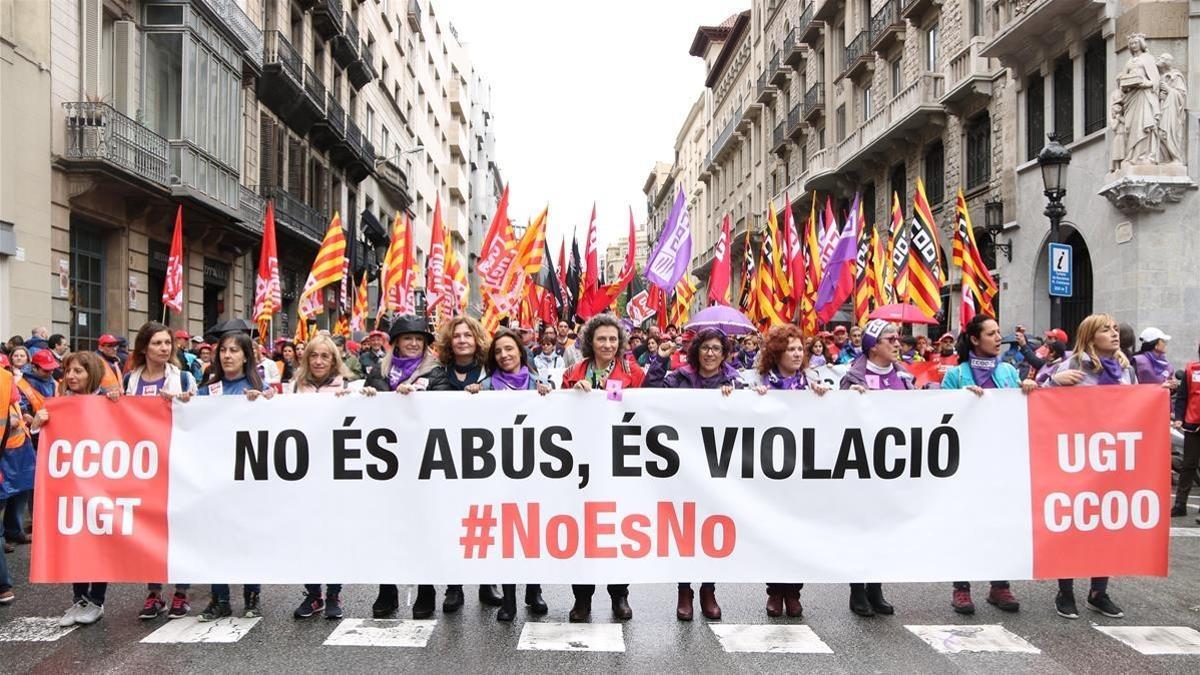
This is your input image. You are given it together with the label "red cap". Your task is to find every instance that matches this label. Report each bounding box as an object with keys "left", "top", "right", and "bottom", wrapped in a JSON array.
[
  {"left": 833, "top": 326, "right": 848, "bottom": 334},
  {"left": 681, "top": 330, "right": 696, "bottom": 342},
  {"left": 31, "top": 349, "right": 60, "bottom": 371},
  {"left": 347, "top": 340, "right": 361, "bottom": 354},
  {"left": 173, "top": 330, "right": 191, "bottom": 340},
  {"left": 367, "top": 330, "right": 388, "bottom": 341},
  {"left": 197, "top": 343, "right": 213, "bottom": 352},
  {"left": 98, "top": 334, "right": 119, "bottom": 346},
  {"left": 1044, "top": 328, "right": 1068, "bottom": 343},
  {"left": 939, "top": 332, "right": 955, "bottom": 342},
  {"left": 818, "top": 331, "right": 833, "bottom": 338}
]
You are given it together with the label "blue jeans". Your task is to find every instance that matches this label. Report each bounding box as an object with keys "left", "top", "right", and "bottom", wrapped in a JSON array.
[
  {"left": 2, "top": 491, "right": 29, "bottom": 539},
  {"left": 304, "top": 584, "right": 342, "bottom": 597},
  {"left": 0, "top": 533, "right": 12, "bottom": 592},
  {"left": 211, "top": 584, "right": 261, "bottom": 602}
]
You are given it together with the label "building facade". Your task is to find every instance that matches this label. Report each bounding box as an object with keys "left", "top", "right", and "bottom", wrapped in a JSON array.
[{"left": 0, "top": 0, "right": 501, "bottom": 347}]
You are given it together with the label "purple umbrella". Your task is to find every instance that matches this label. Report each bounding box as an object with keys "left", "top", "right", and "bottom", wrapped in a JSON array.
[{"left": 686, "top": 305, "right": 756, "bottom": 335}]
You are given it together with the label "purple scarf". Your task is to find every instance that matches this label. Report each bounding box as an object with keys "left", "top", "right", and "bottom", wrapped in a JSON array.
[
  {"left": 809, "top": 355, "right": 827, "bottom": 368},
  {"left": 387, "top": 351, "right": 424, "bottom": 390},
  {"left": 1134, "top": 352, "right": 1171, "bottom": 384},
  {"left": 676, "top": 362, "right": 740, "bottom": 389},
  {"left": 968, "top": 351, "right": 999, "bottom": 389},
  {"left": 765, "top": 369, "right": 808, "bottom": 390},
  {"left": 490, "top": 366, "right": 532, "bottom": 391},
  {"left": 1097, "top": 356, "right": 1126, "bottom": 386},
  {"left": 863, "top": 364, "right": 907, "bottom": 391}
]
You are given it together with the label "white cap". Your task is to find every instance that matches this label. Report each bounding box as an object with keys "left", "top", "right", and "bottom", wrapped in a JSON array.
[{"left": 1139, "top": 327, "right": 1171, "bottom": 343}]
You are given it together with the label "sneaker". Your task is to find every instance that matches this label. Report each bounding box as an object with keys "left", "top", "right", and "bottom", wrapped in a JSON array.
[
  {"left": 243, "top": 591, "right": 262, "bottom": 619},
  {"left": 199, "top": 600, "right": 232, "bottom": 622},
  {"left": 1086, "top": 592, "right": 1124, "bottom": 618},
  {"left": 294, "top": 593, "right": 324, "bottom": 619},
  {"left": 139, "top": 593, "right": 166, "bottom": 620},
  {"left": 1055, "top": 592, "right": 1079, "bottom": 619},
  {"left": 0, "top": 589, "right": 14, "bottom": 605},
  {"left": 76, "top": 601, "right": 104, "bottom": 625},
  {"left": 951, "top": 588, "right": 975, "bottom": 615},
  {"left": 59, "top": 599, "right": 87, "bottom": 627},
  {"left": 987, "top": 586, "right": 1020, "bottom": 612},
  {"left": 324, "top": 595, "right": 344, "bottom": 620},
  {"left": 167, "top": 592, "right": 190, "bottom": 619}
]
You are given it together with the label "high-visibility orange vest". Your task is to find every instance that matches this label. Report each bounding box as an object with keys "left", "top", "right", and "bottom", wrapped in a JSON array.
[
  {"left": 15, "top": 377, "right": 46, "bottom": 413},
  {"left": 0, "top": 369, "right": 28, "bottom": 450}
]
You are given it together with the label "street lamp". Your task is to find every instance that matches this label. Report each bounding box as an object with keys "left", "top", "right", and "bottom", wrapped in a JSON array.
[
  {"left": 1037, "top": 133, "right": 1071, "bottom": 331},
  {"left": 983, "top": 198, "right": 1010, "bottom": 263}
]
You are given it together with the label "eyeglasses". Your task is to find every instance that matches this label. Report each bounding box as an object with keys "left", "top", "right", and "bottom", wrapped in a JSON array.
[
  {"left": 699, "top": 345, "right": 724, "bottom": 354},
  {"left": 881, "top": 336, "right": 901, "bottom": 343}
]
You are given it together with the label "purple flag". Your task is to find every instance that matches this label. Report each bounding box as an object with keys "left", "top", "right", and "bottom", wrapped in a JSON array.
[
  {"left": 645, "top": 187, "right": 692, "bottom": 291},
  {"left": 815, "top": 193, "right": 862, "bottom": 323}
]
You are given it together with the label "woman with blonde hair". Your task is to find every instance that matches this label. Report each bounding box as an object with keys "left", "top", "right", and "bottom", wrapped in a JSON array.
[
  {"left": 291, "top": 334, "right": 355, "bottom": 393},
  {"left": 426, "top": 315, "right": 490, "bottom": 392}
]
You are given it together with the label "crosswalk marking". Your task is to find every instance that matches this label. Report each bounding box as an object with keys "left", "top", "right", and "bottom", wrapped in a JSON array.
[
  {"left": 324, "top": 619, "right": 436, "bottom": 647},
  {"left": 140, "top": 617, "right": 261, "bottom": 644},
  {"left": 905, "top": 625, "right": 1041, "bottom": 654},
  {"left": 0, "top": 617, "right": 79, "bottom": 642},
  {"left": 1170, "top": 527, "right": 1200, "bottom": 537},
  {"left": 1095, "top": 626, "right": 1200, "bottom": 655},
  {"left": 516, "top": 622, "right": 624, "bottom": 652},
  {"left": 709, "top": 624, "right": 834, "bottom": 654}
]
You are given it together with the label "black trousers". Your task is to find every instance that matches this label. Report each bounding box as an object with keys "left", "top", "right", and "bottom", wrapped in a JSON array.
[
  {"left": 1175, "top": 432, "right": 1200, "bottom": 505},
  {"left": 572, "top": 584, "right": 628, "bottom": 600}
]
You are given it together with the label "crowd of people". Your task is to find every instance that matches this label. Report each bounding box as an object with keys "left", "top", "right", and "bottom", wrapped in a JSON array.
[{"left": 0, "top": 311, "right": 1194, "bottom": 627}]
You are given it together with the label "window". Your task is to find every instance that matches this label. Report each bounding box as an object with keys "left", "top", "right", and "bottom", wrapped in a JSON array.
[
  {"left": 889, "top": 163, "right": 907, "bottom": 216},
  {"left": 1026, "top": 73, "right": 1045, "bottom": 160},
  {"left": 863, "top": 85, "right": 873, "bottom": 120},
  {"left": 1053, "top": 56, "right": 1073, "bottom": 143},
  {"left": 863, "top": 182, "right": 876, "bottom": 229},
  {"left": 381, "top": 127, "right": 389, "bottom": 157},
  {"left": 970, "top": 0, "right": 983, "bottom": 37},
  {"left": 69, "top": 225, "right": 106, "bottom": 352},
  {"left": 925, "top": 23, "right": 939, "bottom": 72},
  {"left": 836, "top": 104, "right": 846, "bottom": 141},
  {"left": 923, "top": 141, "right": 944, "bottom": 207},
  {"left": 890, "top": 59, "right": 902, "bottom": 97},
  {"left": 966, "top": 112, "right": 991, "bottom": 188},
  {"left": 365, "top": 106, "right": 375, "bottom": 143},
  {"left": 1083, "top": 36, "right": 1106, "bottom": 135},
  {"left": 144, "top": 32, "right": 182, "bottom": 138}
]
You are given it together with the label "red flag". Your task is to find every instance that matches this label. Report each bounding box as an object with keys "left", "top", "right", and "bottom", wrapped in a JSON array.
[
  {"left": 577, "top": 204, "right": 604, "bottom": 318},
  {"left": 556, "top": 240, "right": 567, "bottom": 293},
  {"left": 708, "top": 214, "right": 733, "bottom": 305},
  {"left": 477, "top": 185, "right": 521, "bottom": 318},
  {"left": 783, "top": 197, "right": 805, "bottom": 308},
  {"left": 426, "top": 196, "right": 449, "bottom": 322},
  {"left": 596, "top": 208, "right": 638, "bottom": 308},
  {"left": 253, "top": 201, "right": 281, "bottom": 336},
  {"left": 162, "top": 205, "right": 184, "bottom": 315}
]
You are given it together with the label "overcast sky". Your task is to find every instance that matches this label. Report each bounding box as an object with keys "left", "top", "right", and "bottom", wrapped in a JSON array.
[{"left": 438, "top": 0, "right": 745, "bottom": 254}]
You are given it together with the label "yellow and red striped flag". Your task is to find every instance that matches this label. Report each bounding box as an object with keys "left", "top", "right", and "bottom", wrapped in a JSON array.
[
  {"left": 853, "top": 221, "right": 873, "bottom": 326},
  {"left": 754, "top": 203, "right": 788, "bottom": 326},
  {"left": 298, "top": 212, "right": 346, "bottom": 319},
  {"left": 869, "top": 223, "right": 888, "bottom": 309},
  {"left": 952, "top": 189, "right": 998, "bottom": 327},
  {"left": 886, "top": 191, "right": 907, "bottom": 304},
  {"left": 516, "top": 206, "right": 548, "bottom": 277},
  {"left": 670, "top": 275, "right": 698, "bottom": 326},
  {"left": 350, "top": 274, "right": 369, "bottom": 333},
  {"left": 905, "top": 179, "right": 945, "bottom": 318},
  {"left": 800, "top": 193, "right": 822, "bottom": 333}
]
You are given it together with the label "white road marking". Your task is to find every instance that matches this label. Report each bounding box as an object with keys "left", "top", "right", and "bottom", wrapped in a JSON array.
[
  {"left": 0, "top": 618, "right": 79, "bottom": 642},
  {"left": 709, "top": 624, "right": 834, "bottom": 654},
  {"left": 905, "top": 625, "right": 1041, "bottom": 654},
  {"left": 517, "top": 622, "right": 624, "bottom": 652},
  {"left": 1170, "top": 527, "right": 1200, "bottom": 537},
  {"left": 323, "top": 619, "right": 436, "bottom": 647},
  {"left": 1094, "top": 626, "right": 1200, "bottom": 655},
  {"left": 140, "top": 616, "right": 261, "bottom": 644}
]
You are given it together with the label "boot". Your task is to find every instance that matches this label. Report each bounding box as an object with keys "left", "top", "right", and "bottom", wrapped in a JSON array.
[
  {"left": 569, "top": 597, "right": 591, "bottom": 622},
  {"left": 784, "top": 586, "right": 803, "bottom": 618},
  {"left": 442, "top": 585, "right": 464, "bottom": 613},
  {"left": 699, "top": 585, "right": 721, "bottom": 621},
  {"left": 676, "top": 588, "right": 694, "bottom": 621},
  {"left": 525, "top": 584, "right": 548, "bottom": 615},
  {"left": 866, "top": 583, "right": 894, "bottom": 615},
  {"left": 412, "top": 584, "right": 435, "bottom": 619},
  {"left": 372, "top": 584, "right": 399, "bottom": 618},
  {"left": 1171, "top": 503, "right": 1188, "bottom": 517},
  {"left": 496, "top": 584, "right": 517, "bottom": 622},
  {"left": 611, "top": 593, "right": 632, "bottom": 621},
  {"left": 766, "top": 587, "right": 784, "bottom": 617},
  {"left": 849, "top": 584, "right": 875, "bottom": 617},
  {"left": 478, "top": 584, "right": 503, "bottom": 607}
]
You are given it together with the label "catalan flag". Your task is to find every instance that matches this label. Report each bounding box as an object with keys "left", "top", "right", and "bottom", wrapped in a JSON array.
[
  {"left": 350, "top": 273, "right": 368, "bottom": 333},
  {"left": 516, "top": 206, "right": 548, "bottom": 277},
  {"left": 869, "top": 223, "right": 888, "bottom": 309},
  {"left": 799, "top": 194, "right": 822, "bottom": 334},
  {"left": 298, "top": 212, "right": 346, "bottom": 320},
  {"left": 952, "top": 189, "right": 998, "bottom": 328},
  {"left": 378, "top": 212, "right": 415, "bottom": 318},
  {"left": 905, "top": 178, "right": 945, "bottom": 318},
  {"left": 754, "top": 203, "right": 788, "bottom": 326},
  {"left": 670, "top": 275, "right": 698, "bottom": 326}
]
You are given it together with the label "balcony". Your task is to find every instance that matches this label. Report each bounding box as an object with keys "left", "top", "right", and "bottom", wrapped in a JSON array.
[
  {"left": 331, "top": 13, "right": 359, "bottom": 69},
  {"left": 755, "top": 72, "right": 776, "bottom": 106},
  {"left": 449, "top": 79, "right": 465, "bottom": 119},
  {"left": 803, "top": 82, "right": 825, "bottom": 122},
  {"left": 768, "top": 50, "right": 790, "bottom": 87},
  {"left": 61, "top": 102, "right": 169, "bottom": 188},
  {"left": 941, "top": 38, "right": 1000, "bottom": 109},
  {"left": 259, "top": 32, "right": 304, "bottom": 126},
  {"left": 264, "top": 186, "right": 323, "bottom": 245},
  {"left": 870, "top": 0, "right": 905, "bottom": 52},
  {"left": 981, "top": 0, "right": 1105, "bottom": 64},
  {"left": 237, "top": 185, "right": 266, "bottom": 234},
  {"left": 803, "top": 146, "right": 838, "bottom": 193},
  {"left": 837, "top": 72, "right": 946, "bottom": 174},
  {"left": 407, "top": 0, "right": 423, "bottom": 32},
  {"left": 798, "top": 3, "right": 823, "bottom": 46},
  {"left": 787, "top": 104, "right": 804, "bottom": 140},
  {"left": 376, "top": 158, "right": 413, "bottom": 210},
  {"left": 311, "top": 94, "right": 347, "bottom": 151},
  {"left": 348, "top": 39, "right": 376, "bottom": 90},
  {"left": 300, "top": 64, "right": 327, "bottom": 124},
  {"left": 294, "top": 0, "right": 317, "bottom": 10},
  {"left": 772, "top": 120, "right": 788, "bottom": 156},
  {"left": 812, "top": 0, "right": 839, "bottom": 22},
  {"left": 841, "top": 32, "right": 873, "bottom": 81},
  {"left": 447, "top": 164, "right": 467, "bottom": 202},
  {"left": 194, "top": 0, "right": 263, "bottom": 74},
  {"left": 901, "top": 0, "right": 940, "bottom": 20},
  {"left": 311, "top": 0, "right": 344, "bottom": 42},
  {"left": 449, "top": 122, "right": 468, "bottom": 159},
  {"left": 342, "top": 120, "right": 375, "bottom": 184},
  {"left": 710, "top": 106, "right": 743, "bottom": 164},
  {"left": 783, "top": 27, "right": 807, "bottom": 68}
]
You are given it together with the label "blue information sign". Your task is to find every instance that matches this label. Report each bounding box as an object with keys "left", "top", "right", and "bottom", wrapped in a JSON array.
[{"left": 1048, "top": 242, "right": 1072, "bottom": 298}]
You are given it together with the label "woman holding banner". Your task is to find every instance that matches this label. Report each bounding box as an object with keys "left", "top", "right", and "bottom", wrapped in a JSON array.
[
  {"left": 941, "top": 315, "right": 1035, "bottom": 615},
  {"left": 754, "top": 324, "right": 829, "bottom": 618},
  {"left": 561, "top": 315, "right": 642, "bottom": 622},
  {"left": 121, "top": 322, "right": 197, "bottom": 621},
  {"left": 646, "top": 327, "right": 741, "bottom": 621},
  {"left": 194, "top": 332, "right": 274, "bottom": 622},
  {"left": 1044, "top": 314, "right": 1133, "bottom": 620},
  {"left": 408, "top": 316, "right": 503, "bottom": 619},
  {"left": 471, "top": 328, "right": 552, "bottom": 621},
  {"left": 840, "top": 319, "right": 910, "bottom": 617}
]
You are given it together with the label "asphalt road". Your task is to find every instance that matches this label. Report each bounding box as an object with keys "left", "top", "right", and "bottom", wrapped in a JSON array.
[{"left": 1, "top": 514, "right": 1198, "bottom": 674}]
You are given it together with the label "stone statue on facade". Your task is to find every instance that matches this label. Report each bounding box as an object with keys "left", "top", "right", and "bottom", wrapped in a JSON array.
[
  {"left": 1116, "top": 33, "right": 1160, "bottom": 166},
  {"left": 1156, "top": 53, "right": 1187, "bottom": 165}
]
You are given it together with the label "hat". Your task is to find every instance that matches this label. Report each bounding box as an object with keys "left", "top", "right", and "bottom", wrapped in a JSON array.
[
  {"left": 681, "top": 329, "right": 697, "bottom": 342},
  {"left": 387, "top": 314, "right": 434, "bottom": 344},
  {"left": 346, "top": 340, "right": 361, "bottom": 354},
  {"left": 190, "top": 335, "right": 204, "bottom": 344},
  {"left": 197, "top": 343, "right": 213, "bottom": 352},
  {"left": 31, "top": 349, "right": 60, "bottom": 371},
  {"left": 1139, "top": 327, "right": 1171, "bottom": 344},
  {"left": 818, "top": 331, "right": 833, "bottom": 338},
  {"left": 862, "top": 319, "right": 895, "bottom": 352},
  {"left": 833, "top": 326, "right": 848, "bottom": 334},
  {"left": 367, "top": 330, "right": 388, "bottom": 342},
  {"left": 173, "top": 330, "right": 191, "bottom": 340},
  {"left": 938, "top": 332, "right": 955, "bottom": 342},
  {"left": 1043, "top": 328, "right": 1068, "bottom": 343},
  {"left": 98, "top": 334, "right": 119, "bottom": 346}
]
